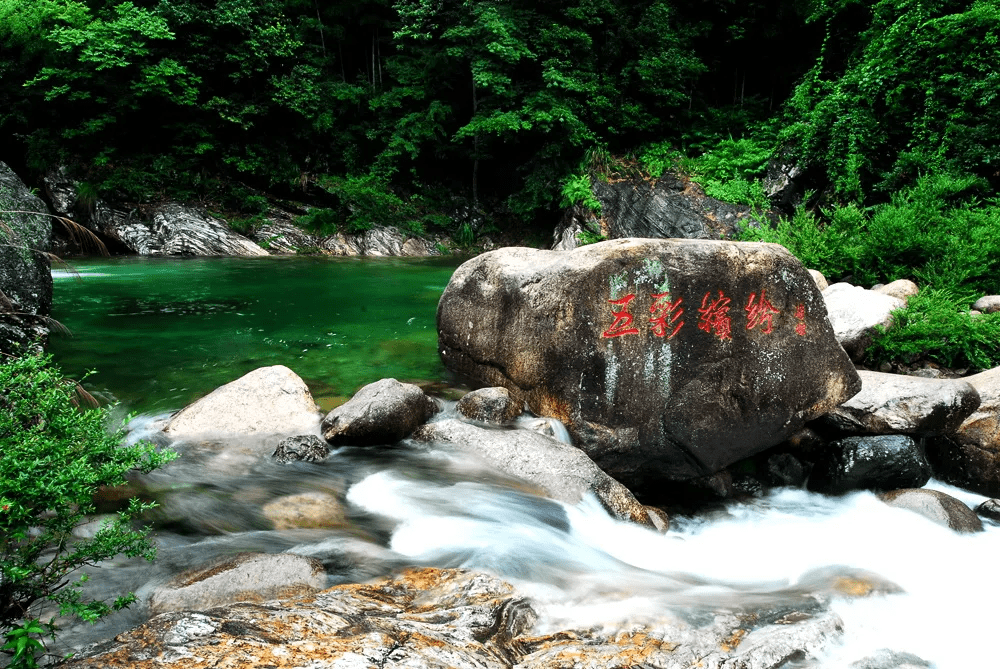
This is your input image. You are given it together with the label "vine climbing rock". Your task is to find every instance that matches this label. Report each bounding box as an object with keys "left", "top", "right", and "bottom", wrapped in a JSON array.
[
  {"left": 0, "top": 162, "right": 53, "bottom": 355},
  {"left": 437, "top": 239, "right": 861, "bottom": 489}
]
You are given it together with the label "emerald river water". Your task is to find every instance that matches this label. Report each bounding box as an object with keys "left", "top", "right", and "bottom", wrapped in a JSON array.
[{"left": 50, "top": 255, "right": 464, "bottom": 415}]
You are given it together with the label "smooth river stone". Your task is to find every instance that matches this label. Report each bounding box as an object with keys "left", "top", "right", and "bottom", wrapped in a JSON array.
[{"left": 437, "top": 239, "right": 860, "bottom": 487}]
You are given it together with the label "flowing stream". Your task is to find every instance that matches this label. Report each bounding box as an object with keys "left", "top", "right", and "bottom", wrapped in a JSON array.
[{"left": 48, "top": 257, "right": 996, "bottom": 668}]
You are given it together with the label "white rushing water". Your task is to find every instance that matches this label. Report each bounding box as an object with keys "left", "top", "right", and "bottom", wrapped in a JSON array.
[{"left": 347, "top": 463, "right": 997, "bottom": 669}]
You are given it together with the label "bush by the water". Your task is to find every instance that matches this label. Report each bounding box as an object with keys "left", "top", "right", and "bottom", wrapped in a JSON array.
[{"left": 0, "top": 352, "right": 175, "bottom": 665}]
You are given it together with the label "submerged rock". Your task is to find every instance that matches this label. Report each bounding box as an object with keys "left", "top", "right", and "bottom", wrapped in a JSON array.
[
  {"left": 878, "top": 488, "right": 983, "bottom": 533},
  {"left": 822, "top": 370, "right": 980, "bottom": 436},
  {"left": 322, "top": 378, "right": 439, "bottom": 446},
  {"left": 165, "top": 365, "right": 322, "bottom": 439},
  {"left": 262, "top": 492, "right": 346, "bottom": 530},
  {"left": 0, "top": 161, "right": 53, "bottom": 354},
  {"left": 437, "top": 239, "right": 860, "bottom": 488},
  {"left": 66, "top": 568, "right": 844, "bottom": 669},
  {"left": 145, "top": 552, "right": 327, "bottom": 614},
  {"left": 808, "top": 435, "right": 931, "bottom": 495}
]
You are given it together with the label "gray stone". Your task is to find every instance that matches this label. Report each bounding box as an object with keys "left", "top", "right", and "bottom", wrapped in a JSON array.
[
  {"left": 808, "top": 435, "right": 931, "bottom": 495},
  {"left": 411, "top": 418, "right": 653, "bottom": 526},
  {"left": 456, "top": 387, "right": 523, "bottom": 424},
  {"left": 148, "top": 204, "right": 268, "bottom": 256},
  {"left": 879, "top": 488, "right": 983, "bottom": 533},
  {"left": 975, "top": 498, "right": 1000, "bottom": 522},
  {"left": 808, "top": 269, "right": 829, "bottom": 291},
  {"left": 272, "top": 434, "right": 330, "bottom": 463},
  {"left": 872, "top": 279, "right": 919, "bottom": 302},
  {"left": 822, "top": 283, "right": 906, "bottom": 360},
  {"left": 822, "top": 370, "right": 980, "bottom": 436},
  {"left": 924, "top": 366, "right": 1000, "bottom": 496},
  {"left": 322, "top": 378, "right": 439, "bottom": 446},
  {"left": 437, "top": 239, "right": 860, "bottom": 488},
  {"left": 551, "top": 204, "right": 603, "bottom": 251},
  {"left": 850, "top": 648, "right": 932, "bottom": 668},
  {"left": 145, "top": 552, "right": 327, "bottom": 614},
  {"left": 253, "top": 217, "right": 320, "bottom": 254},
  {"left": 0, "top": 162, "right": 53, "bottom": 354},
  {"left": 165, "top": 365, "right": 322, "bottom": 439},
  {"left": 972, "top": 295, "right": 1000, "bottom": 314}
]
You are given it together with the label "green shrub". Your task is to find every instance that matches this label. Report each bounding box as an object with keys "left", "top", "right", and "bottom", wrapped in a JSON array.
[
  {"left": 866, "top": 288, "right": 1000, "bottom": 371},
  {"left": 559, "top": 174, "right": 601, "bottom": 213},
  {"left": 0, "top": 352, "right": 175, "bottom": 658}
]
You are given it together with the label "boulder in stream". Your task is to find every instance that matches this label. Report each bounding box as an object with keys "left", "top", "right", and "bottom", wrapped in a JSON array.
[
  {"left": 878, "top": 488, "right": 983, "bottom": 533},
  {"left": 807, "top": 435, "right": 931, "bottom": 495},
  {"left": 165, "top": 365, "right": 322, "bottom": 439},
  {"left": 437, "top": 239, "right": 860, "bottom": 488},
  {"left": 0, "top": 161, "right": 53, "bottom": 354},
  {"left": 322, "top": 378, "right": 439, "bottom": 446},
  {"left": 456, "top": 386, "right": 523, "bottom": 424}
]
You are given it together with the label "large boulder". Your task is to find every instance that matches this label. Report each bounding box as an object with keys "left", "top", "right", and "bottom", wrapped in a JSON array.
[
  {"left": 822, "top": 283, "right": 905, "bottom": 360},
  {"left": 0, "top": 162, "right": 53, "bottom": 354},
  {"left": 437, "top": 239, "right": 860, "bottom": 487},
  {"left": 807, "top": 435, "right": 931, "bottom": 495},
  {"left": 143, "top": 204, "right": 268, "bottom": 256},
  {"left": 322, "top": 378, "right": 439, "bottom": 446},
  {"left": 925, "top": 366, "right": 1000, "bottom": 495},
  {"left": 165, "top": 365, "right": 322, "bottom": 439},
  {"left": 411, "top": 418, "right": 653, "bottom": 526},
  {"left": 821, "top": 371, "right": 980, "bottom": 436},
  {"left": 145, "top": 552, "right": 327, "bottom": 614}
]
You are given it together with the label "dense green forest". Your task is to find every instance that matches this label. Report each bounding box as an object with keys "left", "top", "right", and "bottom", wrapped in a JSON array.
[{"left": 3, "top": 0, "right": 1000, "bottom": 368}]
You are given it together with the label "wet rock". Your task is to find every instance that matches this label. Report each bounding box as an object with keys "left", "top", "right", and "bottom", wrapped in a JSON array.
[
  {"left": 165, "top": 365, "right": 322, "bottom": 439},
  {"left": 765, "top": 452, "right": 809, "bottom": 488},
  {"left": 972, "top": 295, "right": 1000, "bottom": 314},
  {"left": 924, "top": 366, "right": 1000, "bottom": 495},
  {"left": 822, "top": 283, "right": 905, "bottom": 360},
  {"left": 976, "top": 498, "right": 1000, "bottom": 522},
  {"left": 808, "top": 435, "right": 931, "bottom": 495},
  {"left": 644, "top": 505, "right": 670, "bottom": 532},
  {"left": 456, "top": 387, "right": 523, "bottom": 424},
  {"left": 593, "top": 173, "right": 751, "bottom": 240},
  {"left": 850, "top": 648, "right": 933, "bottom": 668},
  {"left": 437, "top": 239, "right": 860, "bottom": 487},
  {"left": 822, "top": 370, "right": 980, "bottom": 436},
  {"left": 145, "top": 552, "right": 327, "bottom": 614},
  {"left": 411, "top": 418, "right": 653, "bottom": 527},
  {"left": 272, "top": 434, "right": 331, "bottom": 463},
  {"left": 0, "top": 161, "right": 53, "bottom": 354},
  {"left": 262, "top": 492, "right": 346, "bottom": 530},
  {"left": 66, "top": 567, "right": 844, "bottom": 669},
  {"left": 879, "top": 488, "right": 982, "bottom": 533},
  {"left": 322, "top": 378, "right": 439, "bottom": 446},
  {"left": 872, "top": 279, "right": 919, "bottom": 303},
  {"left": 808, "top": 269, "right": 829, "bottom": 291}
]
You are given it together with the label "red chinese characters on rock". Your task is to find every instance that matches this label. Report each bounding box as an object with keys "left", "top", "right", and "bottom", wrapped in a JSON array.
[
  {"left": 697, "top": 291, "right": 732, "bottom": 341},
  {"left": 794, "top": 303, "right": 807, "bottom": 336},
  {"left": 649, "top": 293, "right": 684, "bottom": 339},
  {"left": 601, "top": 294, "right": 640, "bottom": 338},
  {"left": 745, "top": 290, "right": 780, "bottom": 334}
]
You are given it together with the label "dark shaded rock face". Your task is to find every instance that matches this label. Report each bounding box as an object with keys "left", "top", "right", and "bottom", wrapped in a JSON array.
[
  {"left": 272, "top": 434, "right": 331, "bottom": 463},
  {"left": 878, "top": 488, "right": 982, "bottom": 533},
  {"left": 593, "top": 174, "right": 751, "bottom": 241},
  {"left": 0, "top": 162, "right": 53, "bottom": 354},
  {"left": 437, "top": 239, "right": 861, "bottom": 487},
  {"left": 322, "top": 378, "right": 439, "bottom": 446},
  {"left": 808, "top": 435, "right": 931, "bottom": 495}
]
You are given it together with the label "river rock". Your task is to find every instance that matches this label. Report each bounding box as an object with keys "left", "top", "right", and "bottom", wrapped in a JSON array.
[
  {"left": 273, "top": 434, "right": 331, "bottom": 463},
  {"left": 821, "top": 370, "right": 980, "bottom": 436},
  {"left": 65, "top": 567, "right": 844, "bottom": 669},
  {"left": 808, "top": 269, "right": 829, "bottom": 291},
  {"left": 822, "top": 283, "right": 905, "bottom": 360},
  {"left": 878, "top": 488, "right": 983, "bottom": 533},
  {"left": 456, "top": 387, "right": 523, "bottom": 424},
  {"left": 150, "top": 204, "right": 269, "bottom": 256},
  {"left": 593, "top": 172, "right": 752, "bottom": 240},
  {"left": 872, "top": 279, "right": 919, "bottom": 302},
  {"left": 975, "top": 498, "right": 1000, "bottom": 522},
  {"left": 0, "top": 162, "right": 53, "bottom": 354},
  {"left": 165, "top": 365, "right": 322, "bottom": 439},
  {"left": 924, "top": 366, "right": 1000, "bottom": 495},
  {"left": 807, "top": 435, "right": 931, "bottom": 495},
  {"left": 972, "top": 295, "right": 1000, "bottom": 314},
  {"left": 850, "top": 649, "right": 933, "bottom": 669},
  {"left": 145, "top": 552, "right": 327, "bottom": 614},
  {"left": 262, "top": 492, "right": 346, "bottom": 530},
  {"left": 411, "top": 418, "right": 653, "bottom": 526},
  {"left": 437, "top": 239, "right": 860, "bottom": 488},
  {"left": 322, "top": 378, "right": 439, "bottom": 446}
]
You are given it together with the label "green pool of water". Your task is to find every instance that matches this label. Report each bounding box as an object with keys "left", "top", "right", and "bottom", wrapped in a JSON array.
[{"left": 49, "top": 255, "right": 464, "bottom": 415}]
